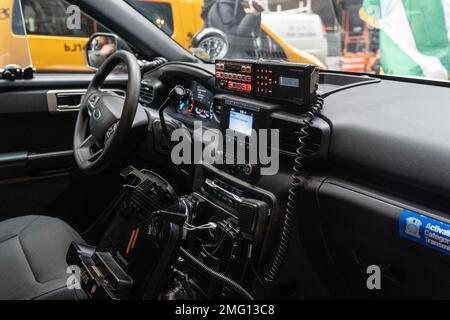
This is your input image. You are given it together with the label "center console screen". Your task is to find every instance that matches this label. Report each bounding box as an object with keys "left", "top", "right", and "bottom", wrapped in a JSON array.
[{"left": 229, "top": 108, "right": 254, "bottom": 136}]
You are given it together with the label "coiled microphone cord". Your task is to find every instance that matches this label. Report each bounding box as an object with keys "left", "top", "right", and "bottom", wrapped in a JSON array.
[{"left": 263, "top": 95, "right": 324, "bottom": 283}]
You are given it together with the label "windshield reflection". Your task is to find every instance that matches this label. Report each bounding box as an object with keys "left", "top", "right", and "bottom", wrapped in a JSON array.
[{"left": 128, "top": 0, "right": 450, "bottom": 81}]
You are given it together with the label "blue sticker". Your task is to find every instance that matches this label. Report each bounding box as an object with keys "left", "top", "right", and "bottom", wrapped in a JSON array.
[{"left": 400, "top": 209, "right": 450, "bottom": 256}]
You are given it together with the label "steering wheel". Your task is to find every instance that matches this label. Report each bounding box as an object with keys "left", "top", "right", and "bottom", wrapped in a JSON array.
[{"left": 74, "top": 51, "right": 141, "bottom": 175}]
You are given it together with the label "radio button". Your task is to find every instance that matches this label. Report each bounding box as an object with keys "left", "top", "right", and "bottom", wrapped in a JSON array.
[{"left": 244, "top": 164, "right": 256, "bottom": 176}]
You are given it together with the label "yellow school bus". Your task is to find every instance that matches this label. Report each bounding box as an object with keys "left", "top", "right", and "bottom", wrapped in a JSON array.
[{"left": 1, "top": 0, "right": 324, "bottom": 72}]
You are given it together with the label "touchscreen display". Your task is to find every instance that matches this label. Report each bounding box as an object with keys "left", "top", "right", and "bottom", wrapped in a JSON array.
[{"left": 229, "top": 108, "right": 254, "bottom": 136}]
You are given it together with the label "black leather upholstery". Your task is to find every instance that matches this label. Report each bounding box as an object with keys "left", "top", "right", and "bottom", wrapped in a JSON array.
[{"left": 0, "top": 215, "right": 86, "bottom": 300}]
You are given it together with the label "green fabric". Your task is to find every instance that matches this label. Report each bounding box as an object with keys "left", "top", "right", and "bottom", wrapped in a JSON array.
[
  {"left": 361, "top": 0, "right": 450, "bottom": 79},
  {"left": 380, "top": 29, "right": 424, "bottom": 77},
  {"left": 402, "top": 0, "right": 450, "bottom": 73}
]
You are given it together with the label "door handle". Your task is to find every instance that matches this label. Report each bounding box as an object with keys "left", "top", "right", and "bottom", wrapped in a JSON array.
[
  {"left": 56, "top": 104, "right": 82, "bottom": 111},
  {"left": 47, "top": 89, "right": 125, "bottom": 113},
  {"left": 47, "top": 90, "right": 86, "bottom": 113},
  {"left": 55, "top": 92, "right": 85, "bottom": 111}
]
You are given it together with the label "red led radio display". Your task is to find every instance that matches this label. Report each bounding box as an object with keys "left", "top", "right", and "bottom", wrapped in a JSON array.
[
  {"left": 216, "top": 61, "right": 253, "bottom": 94},
  {"left": 215, "top": 59, "right": 320, "bottom": 107}
]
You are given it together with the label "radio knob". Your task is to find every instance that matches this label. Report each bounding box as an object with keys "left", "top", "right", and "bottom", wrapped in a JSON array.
[{"left": 243, "top": 164, "right": 255, "bottom": 176}]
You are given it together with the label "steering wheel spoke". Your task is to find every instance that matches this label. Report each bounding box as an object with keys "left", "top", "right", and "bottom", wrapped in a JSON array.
[
  {"left": 76, "top": 134, "right": 104, "bottom": 162},
  {"left": 80, "top": 134, "right": 96, "bottom": 149},
  {"left": 86, "top": 92, "right": 101, "bottom": 117},
  {"left": 86, "top": 148, "right": 104, "bottom": 162}
]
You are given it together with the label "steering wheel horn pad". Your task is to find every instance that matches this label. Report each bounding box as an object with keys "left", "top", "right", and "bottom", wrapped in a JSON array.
[{"left": 89, "top": 94, "right": 123, "bottom": 145}]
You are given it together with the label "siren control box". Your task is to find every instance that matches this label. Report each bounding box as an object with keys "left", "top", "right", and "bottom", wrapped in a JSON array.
[{"left": 215, "top": 59, "right": 319, "bottom": 106}]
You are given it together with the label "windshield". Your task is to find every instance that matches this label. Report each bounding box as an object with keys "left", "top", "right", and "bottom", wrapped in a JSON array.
[{"left": 126, "top": 0, "right": 450, "bottom": 81}]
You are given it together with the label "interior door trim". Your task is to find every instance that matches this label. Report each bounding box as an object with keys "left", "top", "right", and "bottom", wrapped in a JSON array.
[{"left": 47, "top": 89, "right": 126, "bottom": 113}]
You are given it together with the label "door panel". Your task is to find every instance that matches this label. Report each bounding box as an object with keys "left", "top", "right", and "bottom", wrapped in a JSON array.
[{"left": 0, "top": 73, "right": 127, "bottom": 225}]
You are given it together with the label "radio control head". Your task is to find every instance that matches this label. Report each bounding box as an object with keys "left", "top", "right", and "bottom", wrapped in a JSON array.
[{"left": 216, "top": 59, "right": 319, "bottom": 106}]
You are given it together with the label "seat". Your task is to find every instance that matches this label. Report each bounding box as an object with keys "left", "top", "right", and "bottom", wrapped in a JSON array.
[{"left": 0, "top": 215, "right": 86, "bottom": 300}]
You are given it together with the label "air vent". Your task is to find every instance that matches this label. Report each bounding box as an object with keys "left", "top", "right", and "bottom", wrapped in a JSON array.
[
  {"left": 271, "top": 119, "right": 322, "bottom": 156},
  {"left": 213, "top": 97, "right": 222, "bottom": 120},
  {"left": 139, "top": 82, "right": 154, "bottom": 106}
]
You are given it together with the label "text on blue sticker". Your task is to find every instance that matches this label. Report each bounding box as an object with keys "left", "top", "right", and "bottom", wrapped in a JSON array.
[{"left": 400, "top": 209, "right": 450, "bottom": 256}]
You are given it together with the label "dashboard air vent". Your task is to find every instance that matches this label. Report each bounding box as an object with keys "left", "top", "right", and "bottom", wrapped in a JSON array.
[
  {"left": 213, "top": 97, "right": 222, "bottom": 120},
  {"left": 271, "top": 119, "right": 322, "bottom": 156},
  {"left": 139, "top": 82, "right": 154, "bottom": 106}
]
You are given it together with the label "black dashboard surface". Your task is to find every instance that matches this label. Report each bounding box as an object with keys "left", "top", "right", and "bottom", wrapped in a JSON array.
[
  {"left": 147, "top": 62, "right": 450, "bottom": 196},
  {"left": 321, "top": 79, "right": 450, "bottom": 196}
]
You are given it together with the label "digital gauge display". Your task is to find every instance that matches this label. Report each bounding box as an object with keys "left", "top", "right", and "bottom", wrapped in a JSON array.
[{"left": 178, "top": 82, "right": 214, "bottom": 120}]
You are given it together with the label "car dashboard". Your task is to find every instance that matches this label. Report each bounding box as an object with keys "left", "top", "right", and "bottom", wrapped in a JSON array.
[
  {"left": 60, "top": 58, "right": 450, "bottom": 300},
  {"left": 127, "top": 60, "right": 450, "bottom": 300}
]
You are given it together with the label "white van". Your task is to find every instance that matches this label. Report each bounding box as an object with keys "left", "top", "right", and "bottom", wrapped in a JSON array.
[{"left": 262, "top": 2, "right": 328, "bottom": 63}]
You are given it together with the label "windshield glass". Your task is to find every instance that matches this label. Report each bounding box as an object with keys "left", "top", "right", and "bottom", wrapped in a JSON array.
[
  {"left": 0, "top": 0, "right": 32, "bottom": 69},
  {"left": 126, "top": 0, "right": 450, "bottom": 81}
]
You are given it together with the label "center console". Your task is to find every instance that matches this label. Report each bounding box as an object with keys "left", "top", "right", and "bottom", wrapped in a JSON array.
[
  {"left": 216, "top": 94, "right": 280, "bottom": 177},
  {"left": 67, "top": 165, "right": 276, "bottom": 300}
]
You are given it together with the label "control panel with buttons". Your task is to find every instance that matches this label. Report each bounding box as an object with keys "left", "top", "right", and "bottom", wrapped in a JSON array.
[{"left": 216, "top": 59, "right": 319, "bottom": 107}]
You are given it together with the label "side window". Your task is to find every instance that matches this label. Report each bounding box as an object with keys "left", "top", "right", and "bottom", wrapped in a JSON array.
[
  {"left": 126, "top": 0, "right": 174, "bottom": 36},
  {"left": 19, "top": 0, "right": 107, "bottom": 37},
  {"left": 5, "top": 0, "right": 111, "bottom": 72}
]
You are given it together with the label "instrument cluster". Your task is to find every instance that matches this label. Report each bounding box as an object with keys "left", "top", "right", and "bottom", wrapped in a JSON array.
[{"left": 177, "top": 81, "right": 215, "bottom": 121}]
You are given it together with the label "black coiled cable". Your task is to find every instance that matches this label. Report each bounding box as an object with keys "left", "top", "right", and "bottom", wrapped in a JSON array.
[{"left": 263, "top": 95, "right": 324, "bottom": 283}]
